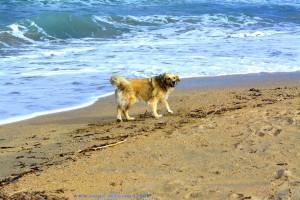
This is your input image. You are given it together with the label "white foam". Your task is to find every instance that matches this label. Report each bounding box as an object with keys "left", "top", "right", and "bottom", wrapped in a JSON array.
[
  {"left": 229, "top": 31, "right": 267, "bottom": 38},
  {"left": 41, "top": 47, "right": 95, "bottom": 57},
  {"left": 0, "top": 40, "right": 10, "bottom": 47},
  {"left": 42, "top": 51, "right": 68, "bottom": 57},
  {"left": 8, "top": 23, "right": 35, "bottom": 43},
  {"left": 27, "top": 20, "right": 55, "bottom": 40},
  {"left": 20, "top": 67, "right": 99, "bottom": 77}
]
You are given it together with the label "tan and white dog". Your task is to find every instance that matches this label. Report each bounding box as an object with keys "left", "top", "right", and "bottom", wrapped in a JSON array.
[{"left": 110, "top": 73, "right": 180, "bottom": 121}]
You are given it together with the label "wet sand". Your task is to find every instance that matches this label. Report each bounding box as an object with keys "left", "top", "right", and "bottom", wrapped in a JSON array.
[{"left": 0, "top": 72, "right": 300, "bottom": 199}]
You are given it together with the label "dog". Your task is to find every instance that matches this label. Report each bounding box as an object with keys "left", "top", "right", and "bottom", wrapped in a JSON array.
[{"left": 110, "top": 73, "right": 180, "bottom": 122}]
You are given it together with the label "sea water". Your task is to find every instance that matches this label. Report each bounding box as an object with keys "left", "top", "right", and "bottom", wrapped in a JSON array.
[{"left": 0, "top": 0, "right": 300, "bottom": 124}]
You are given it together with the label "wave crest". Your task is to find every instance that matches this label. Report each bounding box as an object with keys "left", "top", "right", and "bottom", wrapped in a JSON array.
[{"left": 0, "top": 13, "right": 130, "bottom": 46}]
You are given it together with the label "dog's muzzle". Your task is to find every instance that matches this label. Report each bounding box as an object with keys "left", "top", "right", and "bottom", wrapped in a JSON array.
[{"left": 170, "top": 81, "right": 177, "bottom": 87}]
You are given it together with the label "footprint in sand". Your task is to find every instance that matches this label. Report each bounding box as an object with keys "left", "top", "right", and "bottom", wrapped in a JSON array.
[
  {"left": 256, "top": 126, "right": 282, "bottom": 137},
  {"left": 275, "top": 169, "right": 292, "bottom": 180}
]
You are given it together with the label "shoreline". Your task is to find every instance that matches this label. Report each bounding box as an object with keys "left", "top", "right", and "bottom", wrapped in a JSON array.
[
  {"left": 0, "top": 71, "right": 300, "bottom": 199},
  {"left": 1, "top": 71, "right": 299, "bottom": 126},
  {"left": 0, "top": 92, "right": 114, "bottom": 126}
]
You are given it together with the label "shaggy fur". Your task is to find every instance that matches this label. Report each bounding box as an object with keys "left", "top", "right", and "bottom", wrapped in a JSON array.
[{"left": 110, "top": 73, "right": 180, "bottom": 121}]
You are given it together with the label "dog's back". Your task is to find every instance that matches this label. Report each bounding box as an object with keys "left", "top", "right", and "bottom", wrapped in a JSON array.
[{"left": 111, "top": 76, "right": 152, "bottom": 101}]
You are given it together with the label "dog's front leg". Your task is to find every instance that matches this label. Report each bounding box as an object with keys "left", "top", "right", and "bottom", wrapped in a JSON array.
[
  {"left": 161, "top": 99, "right": 173, "bottom": 114},
  {"left": 149, "top": 98, "right": 162, "bottom": 118},
  {"left": 123, "top": 109, "right": 135, "bottom": 121}
]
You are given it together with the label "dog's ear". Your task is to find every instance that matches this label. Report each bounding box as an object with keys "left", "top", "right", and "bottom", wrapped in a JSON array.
[
  {"left": 161, "top": 73, "right": 167, "bottom": 83},
  {"left": 155, "top": 74, "right": 166, "bottom": 85},
  {"left": 176, "top": 75, "right": 180, "bottom": 82}
]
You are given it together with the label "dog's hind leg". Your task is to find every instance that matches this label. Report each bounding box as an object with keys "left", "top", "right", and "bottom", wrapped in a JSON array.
[
  {"left": 123, "top": 110, "right": 135, "bottom": 121},
  {"left": 117, "top": 106, "right": 123, "bottom": 122},
  {"left": 123, "top": 97, "right": 136, "bottom": 121}
]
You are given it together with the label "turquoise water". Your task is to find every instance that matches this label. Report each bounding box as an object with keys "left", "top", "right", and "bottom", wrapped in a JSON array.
[{"left": 0, "top": 0, "right": 300, "bottom": 124}]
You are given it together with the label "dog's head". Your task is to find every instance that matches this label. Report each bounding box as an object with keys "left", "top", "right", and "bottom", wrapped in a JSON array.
[{"left": 162, "top": 73, "right": 180, "bottom": 88}]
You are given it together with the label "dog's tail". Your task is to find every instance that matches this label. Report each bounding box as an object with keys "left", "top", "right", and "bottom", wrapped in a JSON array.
[{"left": 110, "top": 75, "right": 131, "bottom": 90}]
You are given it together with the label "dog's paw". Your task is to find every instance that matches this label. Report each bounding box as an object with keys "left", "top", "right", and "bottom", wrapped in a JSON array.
[
  {"left": 167, "top": 109, "right": 174, "bottom": 114},
  {"left": 117, "top": 118, "right": 123, "bottom": 122},
  {"left": 154, "top": 114, "right": 163, "bottom": 118},
  {"left": 126, "top": 117, "right": 135, "bottom": 121}
]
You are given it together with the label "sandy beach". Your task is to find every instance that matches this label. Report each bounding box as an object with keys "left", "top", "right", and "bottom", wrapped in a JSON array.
[{"left": 0, "top": 72, "right": 300, "bottom": 199}]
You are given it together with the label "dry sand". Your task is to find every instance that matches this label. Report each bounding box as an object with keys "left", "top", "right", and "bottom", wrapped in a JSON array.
[{"left": 0, "top": 72, "right": 300, "bottom": 200}]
